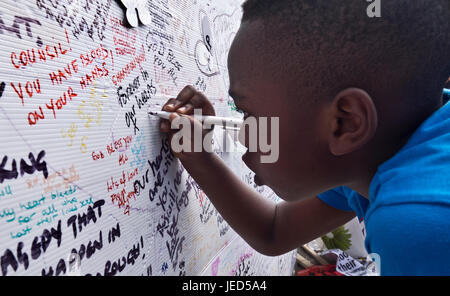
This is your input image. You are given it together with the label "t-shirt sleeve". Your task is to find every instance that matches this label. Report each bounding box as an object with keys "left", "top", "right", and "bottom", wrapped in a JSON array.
[
  {"left": 365, "top": 203, "right": 450, "bottom": 275},
  {"left": 443, "top": 88, "right": 450, "bottom": 104},
  {"left": 317, "top": 186, "right": 354, "bottom": 212}
]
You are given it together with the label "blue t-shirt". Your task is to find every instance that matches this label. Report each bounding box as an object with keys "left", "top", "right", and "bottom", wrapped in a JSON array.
[
  {"left": 444, "top": 88, "right": 450, "bottom": 104},
  {"left": 318, "top": 96, "right": 450, "bottom": 276}
]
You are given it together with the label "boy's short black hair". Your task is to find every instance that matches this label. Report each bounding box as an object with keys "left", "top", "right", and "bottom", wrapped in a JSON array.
[{"left": 241, "top": 0, "right": 450, "bottom": 108}]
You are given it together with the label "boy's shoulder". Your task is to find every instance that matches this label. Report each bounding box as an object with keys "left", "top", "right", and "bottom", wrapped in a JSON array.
[
  {"left": 444, "top": 88, "right": 450, "bottom": 104},
  {"left": 363, "top": 102, "right": 450, "bottom": 275},
  {"left": 319, "top": 101, "right": 450, "bottom": 275}
]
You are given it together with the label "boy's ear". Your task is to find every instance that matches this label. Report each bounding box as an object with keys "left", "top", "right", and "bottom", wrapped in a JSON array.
[{"left": 327, "top": 88, "right": 378, "bottom": 156}]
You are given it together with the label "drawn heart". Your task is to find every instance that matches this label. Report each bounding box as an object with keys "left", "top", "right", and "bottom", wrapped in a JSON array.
[{"left": 0, "top": 82, "right": 5, "bottom": 99}]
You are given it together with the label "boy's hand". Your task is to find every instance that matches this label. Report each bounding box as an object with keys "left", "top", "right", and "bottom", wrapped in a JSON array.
[{"left": 160, "top": 85, "right": 216, "bottom": 163}]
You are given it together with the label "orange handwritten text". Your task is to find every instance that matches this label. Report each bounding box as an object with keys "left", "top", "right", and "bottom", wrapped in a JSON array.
[
  {"left": 111, "top": 46, "right": 146, "bottom": 86},
  {"left": 27, "top": 86, "right": 77, "bottom": 126},
  {"left": 49, "top": 59, "right": 79, "bottom": 85},
  {"left": 106, "top": 168, "right": 139, "bottom": 215},
  {"left": 10, "top": 79, "right": 41, "bottom": 106},
  {"left": 10, "top": 40, "right": 69, "bottom": 70}
]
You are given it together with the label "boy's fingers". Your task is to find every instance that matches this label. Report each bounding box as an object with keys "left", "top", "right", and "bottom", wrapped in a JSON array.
[
  {"left": 159, "top": 119, "right": 170, "bottom": 133},
  {"left": 174, "top": 86, "right": 213, "bottom": 111},
  {"left": 164, "top": 113, "right": 213, "bottom": 158},
  {"left": 177, "top": 103, "right": 194, "bottom": 114},
  {"left": 162, "top": 86, "right": 198, "bottom": 112},
  {"left": 175, "top": 85, "right": 197, "bottom": 107},
  {"left": 168, "top": 111, "right": 181, "bottom": 123},
  {"left": 181, "top": 114, "right": 210, "bottom": 138},
  {"left": 160, "top": 87, "right": 215, "bottom": 137},
  {"left": 188, "top": 93, "right": 215, "bottom": 116},
  {"left": 162, "top": 98, "right": 178, "bottom": 111},
  {"left": 169, "top": 113, "right": 203, "bottom": 134}
]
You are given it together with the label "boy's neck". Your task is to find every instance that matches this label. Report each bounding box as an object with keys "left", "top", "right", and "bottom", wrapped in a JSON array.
[
  {"left": 348, "top": 126, "right": 420, "bottom": 200},
  {"left": 348, "top": 178, "right": 372, "bottom": 200}
]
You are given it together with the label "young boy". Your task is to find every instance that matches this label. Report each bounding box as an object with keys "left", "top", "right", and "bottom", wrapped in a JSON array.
[{"left": 159, "top": 0, "right": 450, "bottom": 275}]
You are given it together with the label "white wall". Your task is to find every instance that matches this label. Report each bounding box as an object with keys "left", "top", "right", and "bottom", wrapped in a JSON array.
[{"left": 0, "top": 0, "right": 295, "bottom": 276}]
